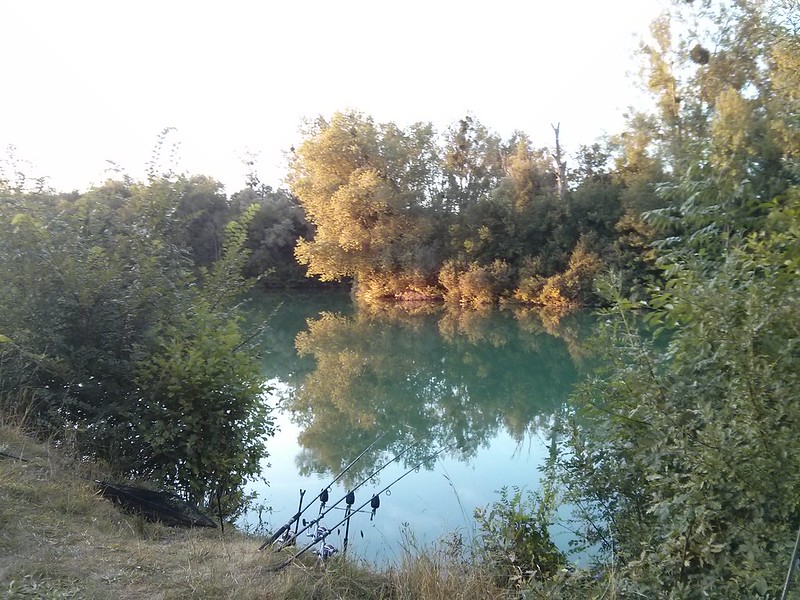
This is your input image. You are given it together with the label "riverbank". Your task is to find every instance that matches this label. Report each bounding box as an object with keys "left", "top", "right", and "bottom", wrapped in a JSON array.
[{"left": 0, "top": 423, "right": 517, "bottom": 599}]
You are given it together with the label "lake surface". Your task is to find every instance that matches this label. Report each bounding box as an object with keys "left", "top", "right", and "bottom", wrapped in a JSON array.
[{"left": 239, "top": 289, "right": 593, "bottom": 565}]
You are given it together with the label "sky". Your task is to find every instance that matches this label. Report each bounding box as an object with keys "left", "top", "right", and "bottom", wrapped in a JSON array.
[{"left": 0, "top": 0, "right": 666, "bottom": 195}]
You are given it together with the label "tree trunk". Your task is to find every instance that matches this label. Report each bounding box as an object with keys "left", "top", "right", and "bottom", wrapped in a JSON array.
[{"left": 550, "top": 123, "right": 568, "bottom": 201}]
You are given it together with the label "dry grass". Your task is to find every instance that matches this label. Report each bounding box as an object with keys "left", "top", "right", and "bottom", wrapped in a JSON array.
[{"left": 0, "top": 421, "right": 517, "bottom": 600}]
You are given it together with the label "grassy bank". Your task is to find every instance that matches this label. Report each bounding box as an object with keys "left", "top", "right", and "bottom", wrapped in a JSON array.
[{"left": 0, "top": 423, "right": 513, "bottom": 599}]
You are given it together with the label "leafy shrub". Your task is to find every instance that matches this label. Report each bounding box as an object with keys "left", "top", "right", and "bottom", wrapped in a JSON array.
[
  {"left": 134, "top": 302, "right": 273, "bottom": 518},
  {"left": 475, "top": 486, "right": 565, "bottom": 589},
  {"left": 0, "top": 180, "right": 274, "bottom": 520},
  {"left": 512, "top": 256, "right": 547, "bottom": 304},
  {"left": 439, "top": 260, "right": 511, "bottom": 306},
  {"left": 556, "top": 195, "right": 800, "bottom": 597},
  {"left": 515, "top": 240, "right": 603, "bottom": 309},
  {"left": 357, "top": 271, "right": 442, "bottom": 302}
]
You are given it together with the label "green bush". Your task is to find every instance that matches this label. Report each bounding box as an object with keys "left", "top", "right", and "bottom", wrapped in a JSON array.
[
  {"left": 475, "top": 486, "right": 565, "bottom": 589},
  {"left": 439, "top": 260, "right": 511, "bottom": 306},
  {"left": 556, "top": 194, "right": 800, "bottom": 597}
]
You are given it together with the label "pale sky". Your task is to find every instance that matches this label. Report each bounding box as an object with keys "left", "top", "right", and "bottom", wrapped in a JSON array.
[{"left": 0, "top": 0, "right": 666, "bottom": 194}]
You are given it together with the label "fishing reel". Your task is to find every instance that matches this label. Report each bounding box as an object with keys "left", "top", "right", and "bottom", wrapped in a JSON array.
[
  {"left": 315, "top": 542, "right": 338, "bottom": 561},
  {"left": 272, "top": 528, "right": 297, "bottom": 550},
  {"left": 307, "top": 525, "right": 330, "bottom": 542}
]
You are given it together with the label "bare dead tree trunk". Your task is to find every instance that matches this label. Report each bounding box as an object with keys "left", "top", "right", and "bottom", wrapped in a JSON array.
[{"left": 550, "top": 123, "right": 567, "bottom": 201}]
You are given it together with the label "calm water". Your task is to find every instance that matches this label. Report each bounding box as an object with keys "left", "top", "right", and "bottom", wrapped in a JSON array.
[{"left": 239, "top": 290, "right": 593, "bottom": 565}]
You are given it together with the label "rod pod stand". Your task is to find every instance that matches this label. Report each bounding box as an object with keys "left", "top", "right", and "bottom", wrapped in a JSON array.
[
  {"left": 258, "top": 431, "right": 387, "bottom": 551},
  {"left": 294, "top": 489, "right": 305, "bottom": 535},
  {"left": 342, "top": 506, "right": 352, "bottom": 555},
  {"left": 272, "top": 439, "right": 425, "bottom": 552},
  {"left": 342, "top": 490, "right": 356, "bottom": 555},
  {"left": 267, "top": 444, "right": 452, "bottom": 571}
]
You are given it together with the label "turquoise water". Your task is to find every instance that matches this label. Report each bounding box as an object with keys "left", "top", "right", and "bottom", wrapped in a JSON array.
[{"left": 240, "top": 290, "right": 592, "bottom": 565}]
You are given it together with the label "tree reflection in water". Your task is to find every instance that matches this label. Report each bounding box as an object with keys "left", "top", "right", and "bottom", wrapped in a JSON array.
[{"left": 288, "top": 301, "right": 591, "bottom": 484}]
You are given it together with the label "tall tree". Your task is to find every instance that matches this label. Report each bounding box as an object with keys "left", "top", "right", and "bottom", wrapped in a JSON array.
[
  {"left": 230, "top": 185, "right": 311, "bottom": 285},
  {"left": 636, "top": 0, "right": 798, "bottom": 228},
  {"left": 442, "top": 116, "right": 505, "bottom": 214},
  {"left": 172, "top": 175, "right": 231, "bottom": 268},
  {"left": 289, "top": 111, "right": 441, "bottom": 295}
]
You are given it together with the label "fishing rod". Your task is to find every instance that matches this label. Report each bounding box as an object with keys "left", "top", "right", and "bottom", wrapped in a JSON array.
[
  {"left": 258, "top": 430, "right": 387, "bottom": 551},
  {"left": 271, "top": 438, "right": 426, "bottom": 551},
  {"left": 267, "top": 444, "right": 452, "bottom": 571}
]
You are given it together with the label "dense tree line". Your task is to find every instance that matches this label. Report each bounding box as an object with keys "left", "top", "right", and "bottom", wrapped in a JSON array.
[{"left": 288, "top": 113, "right": 660, "bottom": 310}]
